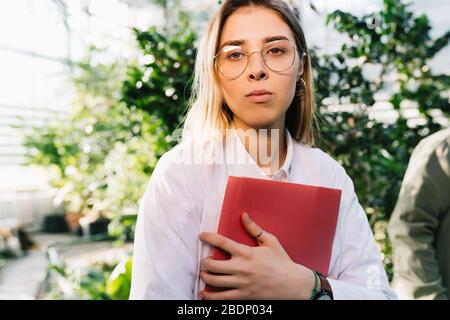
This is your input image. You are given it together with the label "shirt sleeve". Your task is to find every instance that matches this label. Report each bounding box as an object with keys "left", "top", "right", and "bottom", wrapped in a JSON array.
[
  {"left": 129, "top": 149, "right": 203, "bottom": 300},
  {"left": 328, "top": 167, "right": 398, "bottom": 300},
  {"left": 387, "top": 137, "right": 450, "bottom": 300}
]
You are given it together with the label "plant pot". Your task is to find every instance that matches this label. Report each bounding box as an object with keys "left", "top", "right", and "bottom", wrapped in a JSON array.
[
  {"left": 78, "top": 217, "right": 111, "bottom": 237},
  {"left": 88, "top": 217, "right": 111, "bottom": 236},
  {"left": 65, "top": 211, "right": 82, "bottom": 233},
  {"left": 42, "top": 214, "right": 69, "bottom": 233}
]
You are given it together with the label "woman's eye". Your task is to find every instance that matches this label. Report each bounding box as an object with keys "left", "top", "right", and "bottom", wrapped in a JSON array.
[
  {"left": 268, "top": 48, "right": 284, "bottom": 55},
  {"left": 228, "top": 52, "right": 243, "bottom": 60}
]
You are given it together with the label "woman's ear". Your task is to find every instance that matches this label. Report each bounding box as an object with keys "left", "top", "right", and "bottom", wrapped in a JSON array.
[{"left": 297, "top": 59, "right": 304, "bottom": 78}]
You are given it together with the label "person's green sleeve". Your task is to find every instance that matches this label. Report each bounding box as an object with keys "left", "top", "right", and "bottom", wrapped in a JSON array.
[{"left": 388, "top": 137, "right": 450, "bottom": 300}]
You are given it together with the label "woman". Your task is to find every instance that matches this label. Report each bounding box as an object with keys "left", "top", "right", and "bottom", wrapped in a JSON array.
[{"left": 130, "top": 0, "right": 397, "bottom": 300}]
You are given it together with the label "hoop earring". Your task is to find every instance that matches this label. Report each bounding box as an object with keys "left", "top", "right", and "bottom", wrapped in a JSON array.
[{"left": 295, "top": 77, "right": 306, "bottom": 96}]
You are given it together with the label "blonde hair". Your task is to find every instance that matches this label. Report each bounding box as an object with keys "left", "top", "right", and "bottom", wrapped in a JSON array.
[{"left": 180, "top": 0, "right": 316, "bottom": 152}]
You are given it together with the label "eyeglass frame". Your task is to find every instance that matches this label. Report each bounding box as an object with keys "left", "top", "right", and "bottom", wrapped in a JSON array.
[{"left": 213, "top": 39, "right": 307, "bottom": 80}]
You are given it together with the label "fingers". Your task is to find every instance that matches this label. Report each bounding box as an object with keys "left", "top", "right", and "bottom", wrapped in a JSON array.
[
  {"left": 241, "top": 212, "right": 275, "bottom": 246},
  {"left": 199, "top": 232, "right": 250, "bottom": 257},
  {"left": 199, "top": 270, "right": 242, "bottom": 289},
  {"left": 199, "top": 288, "right": 242, "bottom": 300},
  {"left": 201, "top": 256, "right": 239, "bottom": 274}
]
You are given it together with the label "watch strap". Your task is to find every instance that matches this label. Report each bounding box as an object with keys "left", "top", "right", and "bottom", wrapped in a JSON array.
[{"left": 315, "top": 272, "right": 334, "bottom": 300}]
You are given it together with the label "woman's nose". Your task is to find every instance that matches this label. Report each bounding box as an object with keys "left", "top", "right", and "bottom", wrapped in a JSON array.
[{"left": 247, "top": 52, "right": 268, "bottom": 81}]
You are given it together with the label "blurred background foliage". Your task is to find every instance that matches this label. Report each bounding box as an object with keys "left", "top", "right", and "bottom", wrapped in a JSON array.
[
  {"left": 21, "top": 0, "right": 449, "bottom": 296},
  {"left": 44, "top": 247, "right": 132, "bottom": 300},
  {"left": 122, "top": 21, "right": 197, "bottom": 133},
  {"left": 22, "top": 50, "right": 169, "bottom": 238},
  {"left": 313, "top": 0, "right": 449, "bottom": 276}
]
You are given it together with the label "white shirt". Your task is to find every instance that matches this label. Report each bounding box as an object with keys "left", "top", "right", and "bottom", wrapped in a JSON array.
[{"left": 130, "top": 127, "right": 398, "bottom": 300}]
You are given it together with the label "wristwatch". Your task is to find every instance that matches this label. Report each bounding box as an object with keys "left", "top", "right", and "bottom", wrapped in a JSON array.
[{"left": 313, "top": 272, "right": 334, "bottom": 300}]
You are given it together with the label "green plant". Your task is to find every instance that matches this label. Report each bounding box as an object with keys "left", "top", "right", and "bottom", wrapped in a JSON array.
[
  {"left": 108, "top": 214, "right": 138, "bottom": 244},
  {"left": 22, "top": 53, "right": 169, "bottom": 223},
  {"left": 105, "top": 256, "right": 133, "bottom": 300},
  {"left": 43, "top": 242, "right": 132, "bottom": 300},
  {"left": 312, "top": 0, "right": 449, "bottom": 279},
  {"left": 45, "top": 257, "right": 118, "bottom": 300},
  {"left": 121, "top": 19, "right": 197, "bottom": 135}
]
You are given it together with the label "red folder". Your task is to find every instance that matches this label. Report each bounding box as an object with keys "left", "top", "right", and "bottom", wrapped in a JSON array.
[{"left": 205, "top": 175, "right": 342, "bottom": 292}]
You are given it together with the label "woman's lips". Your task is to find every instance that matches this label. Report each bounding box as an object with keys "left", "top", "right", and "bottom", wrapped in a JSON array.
[{"left": 246, "top": 93, "right": 273, "bottom": 103}]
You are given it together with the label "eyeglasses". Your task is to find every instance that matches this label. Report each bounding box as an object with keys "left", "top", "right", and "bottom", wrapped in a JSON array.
[{"left": 214, "top": 39, "right": 306, "bottom": 79}]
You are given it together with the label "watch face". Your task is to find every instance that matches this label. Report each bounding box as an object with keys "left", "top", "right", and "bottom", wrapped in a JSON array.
[{"left": 316, "top": 292, "right": 332, "bottom": 300}]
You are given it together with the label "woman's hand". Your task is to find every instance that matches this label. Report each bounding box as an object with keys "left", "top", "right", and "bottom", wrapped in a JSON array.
[{"left": 198, "top": 212, "right": 317, "bottom": 300}]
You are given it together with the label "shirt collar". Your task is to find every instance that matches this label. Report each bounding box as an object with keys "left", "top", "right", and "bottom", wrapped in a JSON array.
[{"left": 225, "top": 123, "right": 294, "bottom": 181}]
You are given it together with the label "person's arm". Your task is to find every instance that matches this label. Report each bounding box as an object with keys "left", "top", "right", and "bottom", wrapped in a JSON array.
[
  {"left": 388, "top": 139, "right": 450, "bottom": 300},
  {"left": 327, "top": 167, "right": 397, "bottom": 300},
  {"left": 129, "top": 149, "right": 203, "bottom": 300}
]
